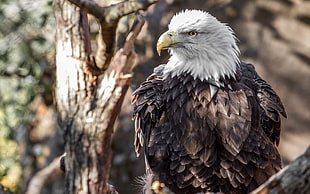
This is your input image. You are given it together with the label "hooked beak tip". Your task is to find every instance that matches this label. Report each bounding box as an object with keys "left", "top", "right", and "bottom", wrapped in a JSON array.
[
  {"left": 157, "top": 47, "right": 162, "bottom": 56},
  {"left": 156, "top": 31, "right": 175, "bottom": 56}
]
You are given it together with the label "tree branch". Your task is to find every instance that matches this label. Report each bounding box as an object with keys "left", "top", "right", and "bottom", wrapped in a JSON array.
[
  {"left": 66, "top": 0, "right": 104, "bottom": 19},
  {"left": 68, "top": 0, "right": 158, "bottom": 23},
  {"left": 25, "top": 154, "right": 65, "bottom": 194},
  {"left": 251, "top": 146, "right": 310, "bottom": 194},
  {"left": 99, "top": 0, "right": 158, "bottom": 24},
  {"left": 107, "top": 14, "right": 145, "bottom": 75},
  {"left": 67, "top": 0, "right": 158, "bottom": 71}
]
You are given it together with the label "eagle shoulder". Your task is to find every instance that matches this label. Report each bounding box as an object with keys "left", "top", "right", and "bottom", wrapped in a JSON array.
[
  {"left": 239, "top": 62, "right": 287, "bottom": 145},
  {"left": 132, "top": 65, "right": 165, "bottom": 156}
]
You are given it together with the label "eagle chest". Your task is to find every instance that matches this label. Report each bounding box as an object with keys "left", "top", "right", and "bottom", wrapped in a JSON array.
[
  {"left": 163, "top": 75, "right": 219, "bottom": 156},
  {"left": 162, "top": 74, "right": 254, "bottom": 156},
  {"left": 165, "top": 78, "right": 214, "bottom": 121}
]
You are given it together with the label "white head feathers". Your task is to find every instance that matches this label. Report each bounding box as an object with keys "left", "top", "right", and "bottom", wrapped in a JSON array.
[{"left": 162, "top": 10, "right": 240, "bottom": 83}]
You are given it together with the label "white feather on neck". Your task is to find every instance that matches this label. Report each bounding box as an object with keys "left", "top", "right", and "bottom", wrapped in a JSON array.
[
  {"left": 163, "top": 47, "right": 239, "bottom": 84},
  {"left": 162, "top": 10, "right": 240, "bottom": 85}
]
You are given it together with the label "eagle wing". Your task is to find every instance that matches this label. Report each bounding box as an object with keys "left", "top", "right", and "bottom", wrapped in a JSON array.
[
  {"left": 214, "top": 62, "right": 286, "bottom": 154},
  {"left": 132, "top": 65, "right": 165, "bottom": 157},
  {"left": 240, "top": 62, "right": 287, "bottom": 145},
  {"left": 212, "top": 62, "right": 286, "bottom": 191}
]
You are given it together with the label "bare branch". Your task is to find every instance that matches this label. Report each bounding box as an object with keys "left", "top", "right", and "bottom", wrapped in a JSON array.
[
  {"left": 25, "top": 154, "right": 65, "bottom": 194},
  {"left": 101, "top": 0, "right": 158, "bottom": 24},
  {"left": 67, "top": 0, "right": 158, "bottom": 24},
  {"left": 251, "top": 146, "right": 310, "bottom": 194},
  {"left": 67, "top": 0, "right": 104, "bottom": 19},
  {"left": 123, "top": 14, "right": 145, "bottom": 55},
  {"left": 67, "top": 0, "right": 158, "bottom": 71},
  {"left": 94, "top": 24, "right": 117, "bottom": 70},
  {"left": 108, "top": 14, "right": 145, "bottom": 75}
]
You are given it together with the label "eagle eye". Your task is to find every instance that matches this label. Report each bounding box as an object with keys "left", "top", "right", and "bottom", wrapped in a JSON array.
[{"left": 188, "top": 31, "right": 198, "bottom": 37}]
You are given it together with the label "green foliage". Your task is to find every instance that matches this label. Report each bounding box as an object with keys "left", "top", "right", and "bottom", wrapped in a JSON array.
[{"left": 0, "top": 0, "right": 55, "bottom": 191}]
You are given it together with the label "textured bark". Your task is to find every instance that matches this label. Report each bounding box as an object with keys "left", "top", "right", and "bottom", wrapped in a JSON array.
[
  {"left": 68, "top": 0, "right": 158, "bottom": 70},
  {"left": 25, "top": 155, "right": 64, "bottom": 194},
  {"left": 53, "top": 0, "right": 154, "bottom": 193},
  {"left": 251, "top": 146, "right": 310, "bottom": 194}
]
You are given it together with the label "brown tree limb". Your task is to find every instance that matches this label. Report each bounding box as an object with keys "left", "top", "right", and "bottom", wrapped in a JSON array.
[
  {"left": 68, "top": 0, "right": 158, "bottom": 23},
  {"left": 25, "top": 154, "right": 64, "bottom": 194},
  {"left": 67, "top": 0, "right": 158, "bottom": 71},
  {"left": 251, "top": 146, "right": 310, "bottom": 194},
  {"left": 107, "top": 15, "right": 145, "bottom": 75}
]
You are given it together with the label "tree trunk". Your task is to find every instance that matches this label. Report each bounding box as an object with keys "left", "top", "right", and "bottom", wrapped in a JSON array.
[
  {"left": 54, "top": 1, "right": 111, "bottom": 192},
  {"left": 53, "top": 0, "right": 156, "bottom": 193}
]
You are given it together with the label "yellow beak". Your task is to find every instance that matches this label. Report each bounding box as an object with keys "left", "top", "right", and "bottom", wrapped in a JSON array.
[{"left": 156, "top": 31, "right": 175, "bottom": 56}]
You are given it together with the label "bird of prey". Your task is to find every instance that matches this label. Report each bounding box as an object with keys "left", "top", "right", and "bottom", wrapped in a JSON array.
[{"left": 132, "top": 9, "right": 287, "bottom": 194}]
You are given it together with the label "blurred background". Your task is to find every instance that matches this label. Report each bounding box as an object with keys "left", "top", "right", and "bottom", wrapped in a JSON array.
[{"left": 0, "top": 0, "right": 309, "bottom": 193}]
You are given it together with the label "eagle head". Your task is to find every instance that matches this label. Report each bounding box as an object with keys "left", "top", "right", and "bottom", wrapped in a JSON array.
[{"left": 157, "top": 10, "right": 240, "bottom": 82}]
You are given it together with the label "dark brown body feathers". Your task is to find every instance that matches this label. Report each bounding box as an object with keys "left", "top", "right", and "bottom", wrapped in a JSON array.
[{"left": 132, "top": 62, "right": 286, "bottom": 194}]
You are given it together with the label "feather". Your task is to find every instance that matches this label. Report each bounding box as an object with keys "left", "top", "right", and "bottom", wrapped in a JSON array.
[
  {"left": 133, "top": 35, "right": 285, "bottom": 193},
  {"left": 210, "top": 85, "right": 218, "bottom": 99},
  {"left": 176, "top": 165, "right": 186, "bottom": 173}
]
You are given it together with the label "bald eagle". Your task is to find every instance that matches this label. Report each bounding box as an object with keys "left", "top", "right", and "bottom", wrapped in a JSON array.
[{"left": 132, "top": 10, "right": 286, "bottom": 194}]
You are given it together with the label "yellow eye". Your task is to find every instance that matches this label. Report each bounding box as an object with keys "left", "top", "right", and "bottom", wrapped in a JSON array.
[{"left": 188, "top": 31, "right": 198, "bottom": 37}]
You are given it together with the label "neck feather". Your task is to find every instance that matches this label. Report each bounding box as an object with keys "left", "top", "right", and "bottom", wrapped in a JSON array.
[{"left": 163, "top": 49, "right": 239, "bottom": 85}]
